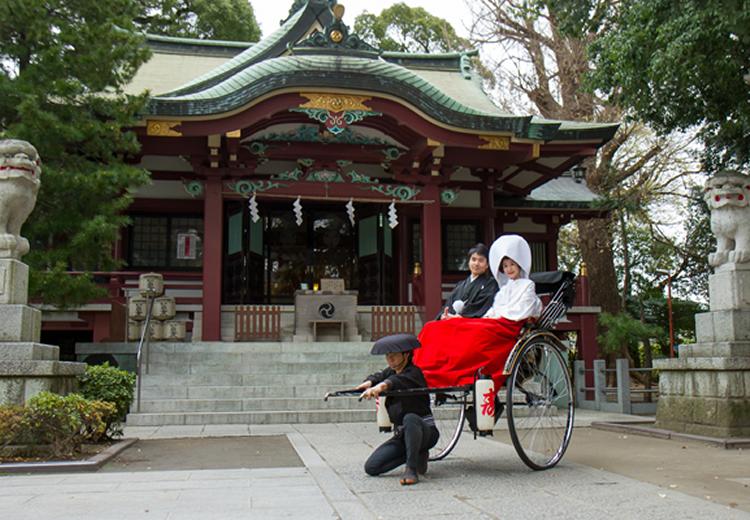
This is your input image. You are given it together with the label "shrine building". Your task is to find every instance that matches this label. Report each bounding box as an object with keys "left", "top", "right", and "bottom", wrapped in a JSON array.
[{"left": 43, "top": 0, "right": 616, "bottom": 359}]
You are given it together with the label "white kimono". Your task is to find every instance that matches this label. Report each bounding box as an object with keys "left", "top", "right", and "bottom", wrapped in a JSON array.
[
  {"left": 483, "top": 278, "right": 542, "bottom": 320},
  {"left": 483, "top": 234, "right": 542, "bottom": 321}
]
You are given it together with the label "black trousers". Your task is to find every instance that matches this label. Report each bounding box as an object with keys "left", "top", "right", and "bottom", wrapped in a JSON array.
[{"left": 364, "top": 413, "right": 439, "bottom": 476}]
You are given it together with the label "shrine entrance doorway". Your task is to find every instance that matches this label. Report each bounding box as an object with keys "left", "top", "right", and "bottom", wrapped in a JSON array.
[{"left": 223, "top": 200, "right": 396, "bottom": 305}]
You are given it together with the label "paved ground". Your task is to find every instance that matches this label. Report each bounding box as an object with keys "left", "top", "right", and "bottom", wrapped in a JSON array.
[
  {"left": 101, "top": 436, "right": 303, "bottom": 472},
  {"left": 1, "top": 410, "right": 748, "bottom": 519}
]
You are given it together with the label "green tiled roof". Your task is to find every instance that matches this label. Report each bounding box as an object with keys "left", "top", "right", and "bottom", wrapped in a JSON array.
[
  {"left": 143, "top": 0, "right": 618, "bottom": 144},
  {"left": 162, "top": 4, "right": 329, "bottom": 97},
  {"left": 496, "top": 176, "right": 603, "bottom": 209},
  {"left": 149, "top": 54, "right": 540, "bottom": 135}
]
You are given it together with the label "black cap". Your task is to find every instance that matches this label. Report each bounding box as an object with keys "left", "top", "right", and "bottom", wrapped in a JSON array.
[
  {"left": 468, "top": 243, "right": 489, "bottom": 260},
  {"left": 370, "top": 334, "right": 421, "bottom": 355}
]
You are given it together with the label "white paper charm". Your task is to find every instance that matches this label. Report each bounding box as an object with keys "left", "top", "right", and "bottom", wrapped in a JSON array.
[
  {"left": 293, "top": 196, "right": 303, "bottom": 226},
  {"left": 388, "top": 200, "right": 398, "bottom": 229},
  {"left": 249, "top": 193, "right": 260, "bottom": 223},
  {"left": 346, "top": 198, "right": 355, "bottom": 225}
]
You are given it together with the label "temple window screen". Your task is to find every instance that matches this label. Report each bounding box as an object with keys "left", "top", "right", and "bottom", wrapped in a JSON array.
[
  {"left": 443, "top": 222, "right": 480, "bottom": 272},
  {"left": 529, "top": 241, "right": 548, "bottom": 273},
  {"left": 129, "top": 215, "right": 203, "bottom": 269}
]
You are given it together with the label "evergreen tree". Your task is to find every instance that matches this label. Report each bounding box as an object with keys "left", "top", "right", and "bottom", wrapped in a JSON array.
[
  {"left": 0, "top": 0, "right": 152, "bottom": 307},
  {"left": 134, "top": 0, "right": 261, "bottom": 41},
  {"left": 590, "top": 0, "right": 750, "bottom": 170},
  {"left": 354, "top": 3, "right": 469, "bottom": 53}
]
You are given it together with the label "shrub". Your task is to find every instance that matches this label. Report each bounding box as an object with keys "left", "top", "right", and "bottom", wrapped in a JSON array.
[
  {"left": 0, "top": 405, "right": 27, "bottom": 448},
  {"left": 78, "top": 362, "right": 135, "bottom": 422},
  {"left": 21, "top": 392, "right": 117, "bottom": 458},
  {"left": 25, "top": 392, "right": 85, "bottom": 458},
  {"left": 77, "top": 399, "right": 118, "bottom": 443}
]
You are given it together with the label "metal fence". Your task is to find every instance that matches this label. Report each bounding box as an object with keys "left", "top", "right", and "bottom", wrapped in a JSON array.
[{"left": 574, "top": 359, "right": 658, "bottom": 415}]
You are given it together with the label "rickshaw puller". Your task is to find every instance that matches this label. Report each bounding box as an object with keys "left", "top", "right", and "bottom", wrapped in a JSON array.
[{"left": 357, "top": 334, "right": 439, "bottom": 486}]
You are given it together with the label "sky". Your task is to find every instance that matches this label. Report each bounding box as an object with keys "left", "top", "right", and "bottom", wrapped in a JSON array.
[{"left": 252, "top": 1, "right": 473, "bottom": 38}]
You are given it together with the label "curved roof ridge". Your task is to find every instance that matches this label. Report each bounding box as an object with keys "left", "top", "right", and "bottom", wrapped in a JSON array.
[{"left": 158, "top": 4, "right": 324, "bottom": 98}]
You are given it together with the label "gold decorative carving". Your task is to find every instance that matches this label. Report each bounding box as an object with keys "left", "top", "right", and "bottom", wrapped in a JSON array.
[
  {"left": 299, "top": 93, "right": 372, "bottom": 112},
  {"left": 207, "top": 134, "right": 221, "bottom": 148},
  {"left": 147, "top": 120, "right": 182, "bottom": 137},
  {"left": 333, "top": 4, "right": 345, "bottom": 20},
  {"left": 330, "top": 30, "right": 344, "bottom": 43},
  {"left": 426, "top": 138, "right": 442, "bottom": 147},
  {"left": 478, "top": 135, "right": 511, "bottom": 150},
  {"left": 226, "top": 130, "right": 241, "bottom": 138},
  {"left": 532, "top": 143, "right": 541, "bottom": 158}
]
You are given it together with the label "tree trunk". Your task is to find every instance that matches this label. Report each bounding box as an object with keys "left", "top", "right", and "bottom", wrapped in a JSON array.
[{"left": 577, "top": 217, "right": 621, "bottom": 316}]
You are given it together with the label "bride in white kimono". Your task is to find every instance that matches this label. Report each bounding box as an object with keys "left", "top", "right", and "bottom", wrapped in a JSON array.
[
  {"left": 414, "top": 234, "right": 543, "bottom": 391},
  {"left": 483, "top": 234, "right": 542, "bottom": 321}
]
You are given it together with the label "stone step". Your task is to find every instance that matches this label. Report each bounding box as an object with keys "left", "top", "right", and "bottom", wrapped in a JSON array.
[
  {"left": 136, "top": 396, "right": 372, "bottom": 413},
  {"left": 145, "top": 351, "right": 377, "bottom": 365},
  {"left": 0, "top": 342, "right": 59, "bottom": 361},
  {"left": 146, "top": 342, "right": 375, "bottom": 354},
  {"left": 139, "top": 372, "right": 372, "bottom": 387},
  {"left": 139, "top": 384, "right": 358, "bottom": 399},
  {"left": 141, "top": 361, "right": 382, "bottom": 375},
  {"left": 125, "top": 409, "right": 376, "bottom": 426}
]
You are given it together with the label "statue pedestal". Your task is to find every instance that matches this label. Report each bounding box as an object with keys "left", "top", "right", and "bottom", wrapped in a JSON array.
[
  {"left": 0, "top": 258, "right": 85, "bottom": 405},
  {"left": 655, "top": 263, "right": 750, "bottom": 437}
]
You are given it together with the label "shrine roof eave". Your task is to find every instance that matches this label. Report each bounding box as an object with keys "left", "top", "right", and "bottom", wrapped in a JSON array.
[
  {"left": 495, "top": 199, "right": 607, "bottom": 212},
  {"left": 144, "top": 33, "right": 255, "bottom": 50},
  {"left": 495, "top": 176, "right": 610, "bottom": 214},
  {"left": 146, "top": 56, "right": 619, "bottom": 143}
]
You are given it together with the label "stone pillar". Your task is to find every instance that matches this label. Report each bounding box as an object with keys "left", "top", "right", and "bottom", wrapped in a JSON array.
[
  {"left": 655, "top": 171, "right": 750, "bottom": 437},
  {"left": 0, "top": 139, "right": 86, "bottom": 405}
]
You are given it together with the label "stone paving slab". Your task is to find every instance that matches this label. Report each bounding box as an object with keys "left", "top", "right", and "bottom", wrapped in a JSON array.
[
  {"left": 299, "top": 421, "right": 750, "bottom": 520},
  {"left": 0, "top": 467, "right": 336, "bottom": 520},
  {"left": 2, "top": 411, "right": 748, "bottom": 519}
]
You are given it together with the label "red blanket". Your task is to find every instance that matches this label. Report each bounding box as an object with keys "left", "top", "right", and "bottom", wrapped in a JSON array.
[{"left": 414, "top": 318, "right": 525, "bottom": 389}]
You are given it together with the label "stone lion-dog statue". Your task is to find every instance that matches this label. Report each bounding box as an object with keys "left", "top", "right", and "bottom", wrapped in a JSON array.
[
  {"left": 0, "top": 139, "right": 41, "bottom": 259},
  {"left": 704, "top": 170, "right": 750, "bottom": 266}
]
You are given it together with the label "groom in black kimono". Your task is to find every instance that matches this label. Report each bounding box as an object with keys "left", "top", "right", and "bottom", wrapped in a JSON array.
[{"left": 436, "top": 243, "right": 498, "bottom": 320}]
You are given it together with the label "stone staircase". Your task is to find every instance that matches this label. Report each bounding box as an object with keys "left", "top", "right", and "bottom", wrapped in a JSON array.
[{"left": 125, "top": 342, "right": 385, "bottom": 426}]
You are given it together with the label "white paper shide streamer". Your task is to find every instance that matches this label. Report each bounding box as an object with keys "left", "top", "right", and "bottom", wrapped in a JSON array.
[
  {"left": 388, "top": 200, "right": 398, "bottom": 229},
  {"left": 346, "top": 198, "right": 355, "bottom": 225},
  {"left": 248, "top": 193, "right": 260, "bottom": 223},
  {"left": 293, "top": 196, "right": 303, "bottom": 226}
]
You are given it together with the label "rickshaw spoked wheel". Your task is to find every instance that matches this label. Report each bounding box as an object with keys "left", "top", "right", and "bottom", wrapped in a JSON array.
[{"left": 506, "top": 336, "right": 574, "bottom": 470}]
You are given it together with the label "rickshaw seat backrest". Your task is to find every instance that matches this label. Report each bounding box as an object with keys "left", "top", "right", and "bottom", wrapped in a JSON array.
[{"left": 528, "top": 271, "right": 576, "bottom": 330}]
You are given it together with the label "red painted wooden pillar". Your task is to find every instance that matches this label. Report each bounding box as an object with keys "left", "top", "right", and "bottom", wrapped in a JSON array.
[
  {"left": 481, "top": 179, "right": 495, "bottom": 245},
  {"left": 397, "top": 216, "right": 410, "bottom": 304},
  {"left": 202, "top": 176, "right": 223, "bottom": 341},
  {"left": 421, "top": 184, "right": 442, "bottom": 321}
]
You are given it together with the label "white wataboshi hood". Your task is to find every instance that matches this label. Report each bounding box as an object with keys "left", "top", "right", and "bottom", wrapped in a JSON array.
[{"left": 488, "top": 234, "right": 533, "bottom": 288}]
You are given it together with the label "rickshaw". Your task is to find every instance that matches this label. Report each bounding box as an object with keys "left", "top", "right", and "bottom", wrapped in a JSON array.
[{"left": 324, "top": 271, "right": 576, "bottom": 471}]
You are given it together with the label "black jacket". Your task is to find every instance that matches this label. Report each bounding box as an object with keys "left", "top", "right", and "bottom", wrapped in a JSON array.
[
  {"left": 437, "top": 271, "right": 498, "bottom": 320},
  {"left": 365, "top": 361, "right": 431, "bottom": 426}
]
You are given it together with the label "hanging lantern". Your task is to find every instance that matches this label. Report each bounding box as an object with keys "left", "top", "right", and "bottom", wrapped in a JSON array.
[{"left": 346, "top": 198, "right": 355, "bottom": 226}]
